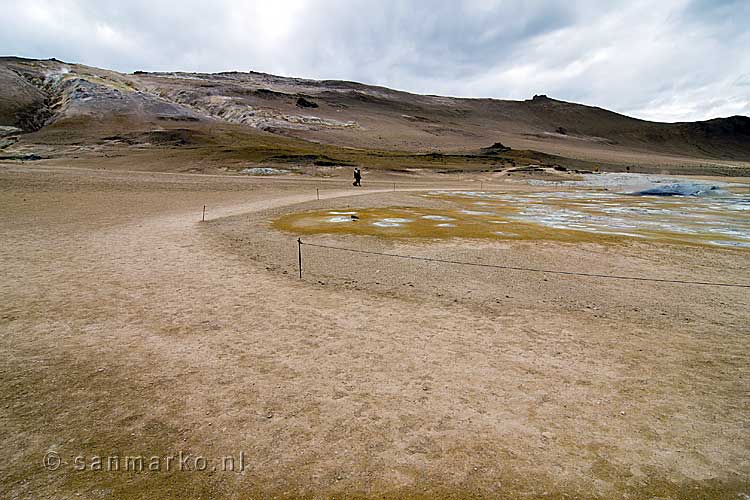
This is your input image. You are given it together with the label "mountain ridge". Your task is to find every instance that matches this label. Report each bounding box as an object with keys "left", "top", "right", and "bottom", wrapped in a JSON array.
[{"left": 1, "top": 56, "right": 749, "bottom": 171}]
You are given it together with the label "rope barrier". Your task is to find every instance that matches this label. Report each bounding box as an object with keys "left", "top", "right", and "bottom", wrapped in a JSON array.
[{"left": 299, "top": 240, "right": 750, "bottom": 288}]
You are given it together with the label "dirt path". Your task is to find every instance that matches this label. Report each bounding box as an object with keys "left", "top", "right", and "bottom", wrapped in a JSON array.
[{"left": 1, "top": 166, "right": 748, "bottom": 499}]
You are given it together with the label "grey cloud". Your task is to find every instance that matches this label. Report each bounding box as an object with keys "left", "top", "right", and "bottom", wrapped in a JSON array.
[{"left": 1, "top": 0, "right": 747, "bottom": 121}]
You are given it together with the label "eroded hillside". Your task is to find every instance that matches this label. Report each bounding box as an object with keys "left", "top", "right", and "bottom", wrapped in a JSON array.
[{"left": 1, "top": 56, "right": 749, "bottom": 173}]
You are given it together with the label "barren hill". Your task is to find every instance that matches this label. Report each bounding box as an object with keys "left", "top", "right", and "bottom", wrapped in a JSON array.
[{"left": 1, "top": 56, "right": 749, "bottom": 174}]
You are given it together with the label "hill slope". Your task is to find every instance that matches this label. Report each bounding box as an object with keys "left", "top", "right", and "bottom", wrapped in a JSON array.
[{"left": 1, "top": 56, "right": 749, "bottom": 171}]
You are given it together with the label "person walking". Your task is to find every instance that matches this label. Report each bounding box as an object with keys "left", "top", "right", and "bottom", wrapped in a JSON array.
[{"left": 353, "top": 167, "right": 362, "bottom": 187}]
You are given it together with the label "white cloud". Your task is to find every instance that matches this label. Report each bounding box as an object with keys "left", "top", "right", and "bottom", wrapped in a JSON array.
[{"left": 1, "top": 0, "right": 747, "bottom": 121}]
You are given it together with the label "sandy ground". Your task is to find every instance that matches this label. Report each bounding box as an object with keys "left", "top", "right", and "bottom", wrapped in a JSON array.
[{"left": 1, "top": 164, "right": 748, "bottom": 499}]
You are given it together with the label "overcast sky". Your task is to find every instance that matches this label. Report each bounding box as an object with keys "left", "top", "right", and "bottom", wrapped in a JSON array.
[{"left": 2, "top": 0, "right": 748, "bottom": 122}]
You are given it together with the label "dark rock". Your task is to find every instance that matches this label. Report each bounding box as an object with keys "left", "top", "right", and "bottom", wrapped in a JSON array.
[
  {"left": 296, "top": 97, "right": 318, "bottom": 108},
  {"left": 14, "top": 101, "right": 53, "bottom": 132},
  {"left": 0, "top": 137, "right": 18, "bottom": 149},
  {"left": 480, "top": 142, "right": 511, "bottom": 154},
  {"left": 0, "top": 153, "right": 44, "bottom": 161},
  {"left": 157, "top": 115, "right": 200, "bottom": 122},
  {"left": 253, "top": 88, "right": 287, "bottom": 99}
]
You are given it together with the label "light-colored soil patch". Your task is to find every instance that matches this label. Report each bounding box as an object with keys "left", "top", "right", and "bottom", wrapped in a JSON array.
[{"left": 1, "top": 165, "right": 748, "bottom": 499}]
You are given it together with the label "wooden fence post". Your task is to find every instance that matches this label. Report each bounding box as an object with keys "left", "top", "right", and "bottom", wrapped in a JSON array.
[{"left": 297, "top": 238, "right": 303, "bottom": 279}]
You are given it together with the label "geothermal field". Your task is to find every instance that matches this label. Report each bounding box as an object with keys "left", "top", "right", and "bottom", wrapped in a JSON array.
[
  {"left": 276, "top": 177, "right": 750, "bottom": 247},
  {"left": 1, "top": 56, "right": 749, "bottom": 499}
]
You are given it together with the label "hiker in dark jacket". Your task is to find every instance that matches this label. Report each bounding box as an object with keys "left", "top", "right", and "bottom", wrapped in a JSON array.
[{"left": 353, "top": 167, "right": 362, "bottom": 187}]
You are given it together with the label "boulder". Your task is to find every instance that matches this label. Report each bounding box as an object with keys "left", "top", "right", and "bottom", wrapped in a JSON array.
[{"left": 296, "top": 97, "right": 318, "bottom": 108}]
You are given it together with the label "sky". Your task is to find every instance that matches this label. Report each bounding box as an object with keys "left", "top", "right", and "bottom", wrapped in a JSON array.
[{"left": 2, "top": 0, "right": 749, "bottom": 122}]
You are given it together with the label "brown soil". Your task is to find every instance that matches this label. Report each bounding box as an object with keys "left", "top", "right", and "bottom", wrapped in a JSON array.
[{"left": 1, "top": 164, "right": 748, "bottom": 499}]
